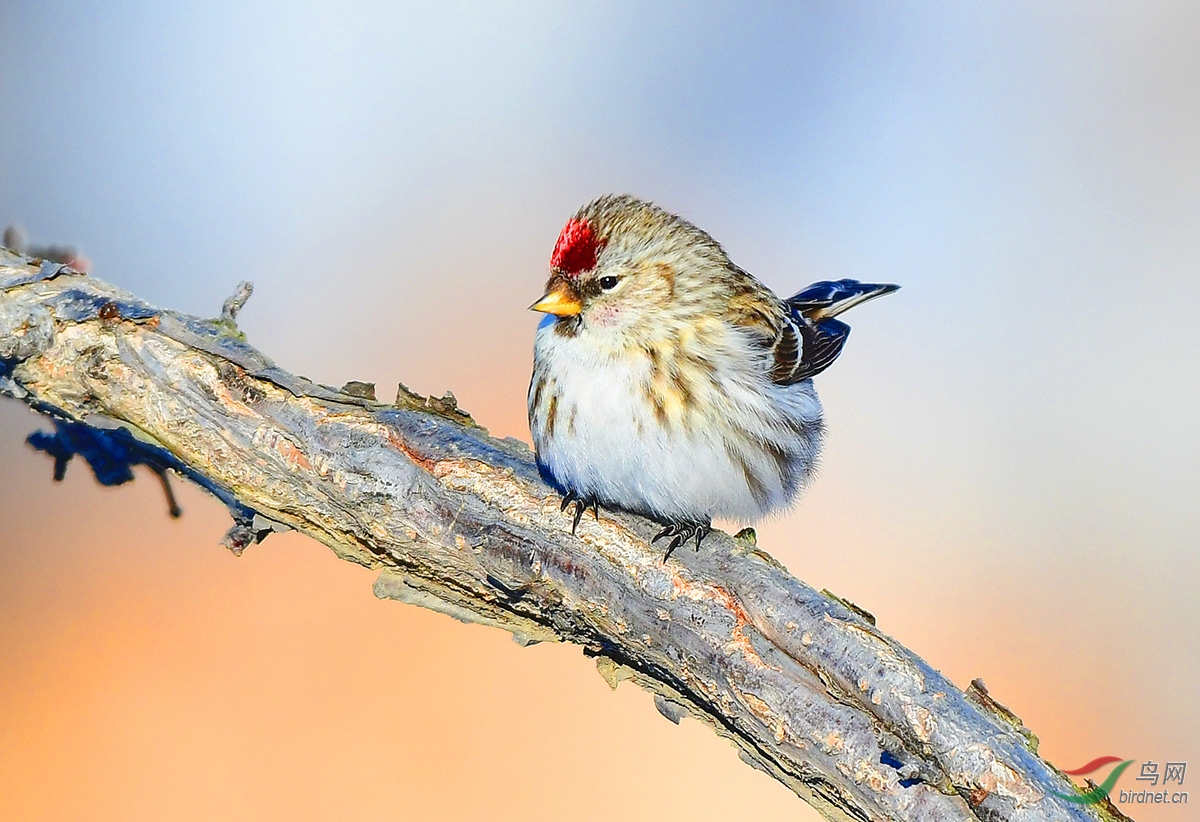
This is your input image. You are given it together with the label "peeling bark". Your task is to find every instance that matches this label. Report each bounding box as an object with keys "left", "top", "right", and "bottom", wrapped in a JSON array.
[{"left": 0, "top": 248, "right": 1132, "bottom": 822}]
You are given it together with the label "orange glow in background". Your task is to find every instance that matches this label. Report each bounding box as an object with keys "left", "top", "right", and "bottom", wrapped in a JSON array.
[{"left": 2, "top": 3, "right": 1198, "bottom": 820}]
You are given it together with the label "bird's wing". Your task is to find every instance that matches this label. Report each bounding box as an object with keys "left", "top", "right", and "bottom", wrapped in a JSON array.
[
  {"left": 726, "top": 277, "right": 897, "bottom": 385},
  {"left": 773, "top": 279, "right": 899, "bottom": 383},
  {"left": 746, "top": 308, "right": 850, "bottom": 385},
  {"left": 723, "top": 280, "right": 834, "bottom": 385},
  {"left": 783, "top": 316, "right": 851, "bottom": 383}
]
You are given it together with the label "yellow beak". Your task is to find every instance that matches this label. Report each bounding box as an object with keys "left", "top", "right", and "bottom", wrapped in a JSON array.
[{"left": 529, "top": 279, "right": 582, "bottom": 316}]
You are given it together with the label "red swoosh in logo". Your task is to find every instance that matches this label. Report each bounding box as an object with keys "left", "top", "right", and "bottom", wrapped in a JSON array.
[{"left": 1061, "top": 756, "right": 1125, "bottom": 776}]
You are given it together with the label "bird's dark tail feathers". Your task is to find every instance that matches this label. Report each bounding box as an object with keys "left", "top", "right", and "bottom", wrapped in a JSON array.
[
  {"left": 786, "top": 279, "right": 899, "bottom": 320},
  {"left": 772, "top": 279, "right": 899, "bottom": 383}
]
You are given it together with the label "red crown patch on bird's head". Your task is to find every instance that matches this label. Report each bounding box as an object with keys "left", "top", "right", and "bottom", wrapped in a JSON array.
[{"left": 550, "top": 218, "right": 602, "bottom": 277}]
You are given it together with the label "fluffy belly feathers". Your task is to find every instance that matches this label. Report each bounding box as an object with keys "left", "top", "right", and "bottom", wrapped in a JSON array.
[{"left": 529, "top": 324, "right": 824, "bottom": 523}]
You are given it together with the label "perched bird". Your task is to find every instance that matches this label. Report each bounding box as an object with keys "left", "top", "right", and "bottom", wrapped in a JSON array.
[{"left": 528, "top": 195, "right": 897, "bottom": 556}]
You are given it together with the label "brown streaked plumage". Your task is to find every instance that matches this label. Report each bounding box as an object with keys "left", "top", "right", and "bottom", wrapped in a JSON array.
[{"left": 528, "top": 194, "right": 898, "bottom": 557}]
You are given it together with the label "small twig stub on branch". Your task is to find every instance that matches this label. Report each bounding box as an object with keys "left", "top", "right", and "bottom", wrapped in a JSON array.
[{"left": 220, "top": 280, "right": 253, "bottom": 324}]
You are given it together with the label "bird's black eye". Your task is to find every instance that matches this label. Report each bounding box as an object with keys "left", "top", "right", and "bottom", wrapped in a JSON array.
[{"left": 598, "top": 276, "right": 619, "bottom": 291}]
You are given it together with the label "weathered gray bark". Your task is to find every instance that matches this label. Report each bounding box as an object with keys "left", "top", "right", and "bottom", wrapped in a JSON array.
[{"left": 0, "top": 248, "right": 1132, "bottom": 822}]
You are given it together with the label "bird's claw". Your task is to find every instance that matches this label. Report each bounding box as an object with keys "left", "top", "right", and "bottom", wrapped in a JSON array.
[
  {"left": 560, "top": 492, "right": 601, "bottom": 535},
  {"left": 652, "top": 520, "right": 711, "bottom": 560}
]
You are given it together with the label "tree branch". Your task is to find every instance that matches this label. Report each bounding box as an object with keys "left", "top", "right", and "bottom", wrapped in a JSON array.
[{"left": 0, "top": 247, "right": 1131, "bottom": 822}]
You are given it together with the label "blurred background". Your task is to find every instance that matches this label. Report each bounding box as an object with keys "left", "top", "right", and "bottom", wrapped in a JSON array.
[{"left": 2, "top": 2, "right": 1197, "bottom": 820}]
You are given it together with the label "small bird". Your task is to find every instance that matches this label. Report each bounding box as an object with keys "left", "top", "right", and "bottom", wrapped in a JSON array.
[{"left": 528, "top": 195, "right": 897, "bottom": 557}]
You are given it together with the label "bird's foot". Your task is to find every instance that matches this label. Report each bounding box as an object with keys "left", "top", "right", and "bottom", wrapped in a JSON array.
[
  {"left": 652, "top": 520, "right": 712, "bottom": 560},
  {"left": 559, "top": 491, "right": 601, "bottom": 535}
]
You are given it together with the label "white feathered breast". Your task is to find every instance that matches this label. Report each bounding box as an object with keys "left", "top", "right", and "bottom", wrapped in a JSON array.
[{"left": 529, "top": 312, "right": 824, "bottom": 524}]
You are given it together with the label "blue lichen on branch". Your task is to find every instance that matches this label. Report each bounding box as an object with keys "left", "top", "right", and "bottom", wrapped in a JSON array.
[{"left": 28, "top": 418, "right": 184, "bottom": 516}]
